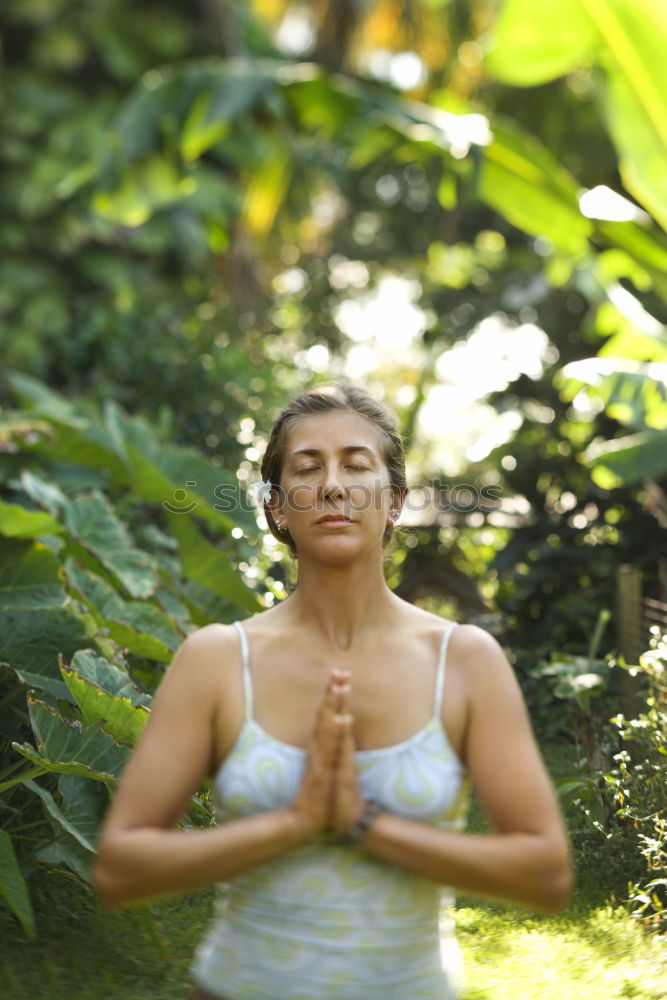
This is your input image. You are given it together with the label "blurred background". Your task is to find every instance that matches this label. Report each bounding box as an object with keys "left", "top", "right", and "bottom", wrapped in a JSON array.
[{"left": 1, "top": 1, "right": 667, "bottom": 997}]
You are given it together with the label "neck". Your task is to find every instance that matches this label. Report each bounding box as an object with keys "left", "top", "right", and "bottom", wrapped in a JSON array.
[{"left": 283, "top": 548, "right": 400, "bottom": 650}]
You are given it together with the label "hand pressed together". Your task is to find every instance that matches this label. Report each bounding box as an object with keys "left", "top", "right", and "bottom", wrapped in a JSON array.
[{"left": 290, "top": 670, "right": 366, "bottom": 836}]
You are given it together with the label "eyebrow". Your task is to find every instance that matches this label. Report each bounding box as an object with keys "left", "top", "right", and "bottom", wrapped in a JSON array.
[{"left": 288, "top": 445, "right": 377, "bottom": 460}]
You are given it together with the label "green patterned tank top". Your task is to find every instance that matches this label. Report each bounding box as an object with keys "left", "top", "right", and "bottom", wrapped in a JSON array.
[{"left": 192, "top": 620, "right": 470, "bottom": 1000}]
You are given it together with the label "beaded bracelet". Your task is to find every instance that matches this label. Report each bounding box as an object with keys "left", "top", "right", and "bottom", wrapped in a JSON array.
[{"left": 341, "top": 799, "right": 382, "bottom": 844}]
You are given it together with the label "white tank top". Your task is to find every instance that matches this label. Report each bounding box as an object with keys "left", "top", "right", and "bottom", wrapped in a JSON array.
[{"left": 192, "top": 620, "right": 470, "bottom": 1000}]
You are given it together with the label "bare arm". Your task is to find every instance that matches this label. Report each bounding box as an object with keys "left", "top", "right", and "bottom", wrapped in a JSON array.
[
  {"left": 92, "top": 626, "right": 344, "bottom": 909},
  {"left": 336, "top": 626, "right": 572, "bottom": 913}
]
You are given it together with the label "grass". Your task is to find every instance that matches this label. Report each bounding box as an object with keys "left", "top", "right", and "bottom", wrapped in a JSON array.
[{"left": 456, "top": 903, "right": 667, "bottom": 1000}]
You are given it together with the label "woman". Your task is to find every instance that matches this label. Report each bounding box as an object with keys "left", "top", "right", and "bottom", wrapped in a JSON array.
[{"left": 93, "top": 382, "right": 572, "bottom": 999}]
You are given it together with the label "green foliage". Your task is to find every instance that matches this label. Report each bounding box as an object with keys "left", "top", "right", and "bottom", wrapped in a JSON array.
[
  {"left": 557, "top": 630, "right": 667, "bottom": 932},
  {"left": 609, "top": 635, "right": 667, "bottom": 932},
  {"left": 0, "top": 869, "right": 216, "bottom": 999},
  {"left": 0, "top": 378, "right": 262, "bottom": 935},
  {"left": 557, "top": 361, "right": 667, "bottom": 487},
  {"left": 479, "top": 117, "right": 592, "bottom": 254},
  {"left": 536, "top": 609, "right": 612, "bottom": 714},
  {"left": 61, "top": 652, "right": 150, "bottom": 746},
  {"left": 0, "top": 830, "right": 36, "bottom": 940},
  {"left": 486, "top": 0, "right": 667, "bottom": 230}
]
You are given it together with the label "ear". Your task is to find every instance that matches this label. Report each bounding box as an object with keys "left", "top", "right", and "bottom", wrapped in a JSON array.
[
  {"left": 266, "top": 487, "right": 286, "bottom": 531},
  {"left": 388, "top": 487, "right": 405, "bottom": 524}
]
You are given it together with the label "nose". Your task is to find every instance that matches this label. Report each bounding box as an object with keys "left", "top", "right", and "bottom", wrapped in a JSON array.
[{"left": 321, "top": 463, "right": 346, "bottom": 501}]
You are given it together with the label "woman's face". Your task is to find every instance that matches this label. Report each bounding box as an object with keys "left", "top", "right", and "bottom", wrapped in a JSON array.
[{"left": 272, "top": 409, "right": 400, "bottom": 563}]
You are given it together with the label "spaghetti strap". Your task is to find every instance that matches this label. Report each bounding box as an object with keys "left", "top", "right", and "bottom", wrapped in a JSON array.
[
  {"left": 232, "top": 621, "right": 253, "bottom": 720},
  {"left": 433, "top": 622, "right": 457, "bottom": 718}
]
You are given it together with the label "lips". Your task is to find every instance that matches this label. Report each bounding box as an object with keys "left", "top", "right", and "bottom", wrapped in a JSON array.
[{"left": 316, "top": 513, "right": 353, "bottom": 524}]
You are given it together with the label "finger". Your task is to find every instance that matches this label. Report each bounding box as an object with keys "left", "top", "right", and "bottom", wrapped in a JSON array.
[
  {"left": 320, "top": 670, "right": 350, "bottom": 708},
  {"left": 332, "top": 682, "right": 350, "bottom": 715},
  {"left": 329, "top": 671, "right": 350, "bottom": 695},
  {"left": 315, "top": 678, "right": 339, "bottom": 726},
  {"left": 312, "top": 677, "right": 351, "bottom": 756},
  {"left": 333, "top": 713, "right": 354, "bottom": 741},
  {"left": 313, "top": 705, "right": 345, "bottom": 765},
  {"left": 336, "top": 714, "right": 357, "bottom": 762}
]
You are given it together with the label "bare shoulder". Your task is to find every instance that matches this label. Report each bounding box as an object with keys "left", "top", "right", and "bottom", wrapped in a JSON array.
[
  {"left": 175, "top": 621, "right": 238, "bottom": 658},
  {"left": 443, "top": 623, "right": 527, "bottom": 741},
  {"left": 448, "top": 623, "right": 515, "bottom": 682},
  {"left": 449, "top": 622, "right": 506, "bottom": 655},
  {"left": 448, "top": 624, "right": 538, "bottom": 766},
  {"left": 153, "top": 622, "right": 241, "bottom": 705}
]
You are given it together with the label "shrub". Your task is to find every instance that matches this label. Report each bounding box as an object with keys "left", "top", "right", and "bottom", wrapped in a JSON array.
[
  {"left": 0, "top": 376, "right": 261, "bottom": 937},
  {"left": 554, "top": 628, "right": 667, "bottom": 931}
]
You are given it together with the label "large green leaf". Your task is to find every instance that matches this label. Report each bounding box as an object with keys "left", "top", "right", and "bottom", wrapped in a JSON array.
[
  {"left": 8, "top": 372, "right": 81, "bottom": 425},
  {"left": 25, "top": 775, "right": 107, "bottom": 855},
  {"left": 584, "top": 0, "right": 667, "bottom": 232},
  {"left": 598, "top": 325, "right": 667, "bottom": 364},
  {"left": 65, "top": 649, "right": 150, "bottom": 707},
  {"left": 0, "top": 500, "right": 62, "bottom": 540},
  {"left": 63, "top": 492, "right": 157, "bottom": 599},
  {"left": 10, "top": 378, "right": 256, "bottom": 536},
  {"left": 152, "top": 584, "right": 194, "bottom": 636},
  {"left": 1, "top": 664, "right": 71, "bottom": 703},
  {"left": 64, "top": 560, "right": 181, "bottom": 661},
  {"left": 35, "top": 826, "right": 94, "bottom": 883},
  {"left": 61, "top": 655, "right": 150, "bottom": 746},
  {"left": 113, "top": 58, "right": 279, "bottom": 163},
  {"left": 0, "top": 829, "right": 36, "bottom": 940},
  {"left": 122, "top": 417, "right": 257, "bottom": 533},
  {"left": 558, "top": 359, "right": 667, "bottom": 430},
  {"left": 168, "top": 514, "right": 261, "bottom": 612},
  {"left": 0, "top": 538, "right": 66, "bottom": 611},
  {"left": 596, "top": 221, "right": 667, "bottom": 285},
  {"left": 8, "top": 374, "right": 127, "bottom": 480},
  {"left": 584, "top": 429, "right": 667, "bottom": 487},
  {"left": 484, "top": 0, "right": 667, "bottom": 232},
  {"left": 479, "top": 120, "right": 592, "bottom": 253},
  {"left": 18, "top": 471, "right": 68, "bottom": 517},
  {"left": 559, "top": 355, "right": 667, "bottom": 485},
  {"left": 13, "top": 696, "right": 130, "bottom": 783},
  {"left": 12, "top": 743, "right": 121, "bottom": 783},
  {"left": 0, "top": 606, "right": 99, "bottom": 679},
  {"left": 601, "top": 48, "right": 667, "bottom": 234},
  {"left": 485, "top": 0, "right": 597, "bottom": 84}
]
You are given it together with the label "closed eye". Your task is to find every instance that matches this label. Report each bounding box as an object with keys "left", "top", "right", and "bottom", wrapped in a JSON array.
[{"left": 294, "top": 465, "right": 369, "bottom": 474}]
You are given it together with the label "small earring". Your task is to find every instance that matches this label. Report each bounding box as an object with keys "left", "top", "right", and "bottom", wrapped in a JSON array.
[{"left": 275, "top": 521, "right": 284, "bottom": 531}]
